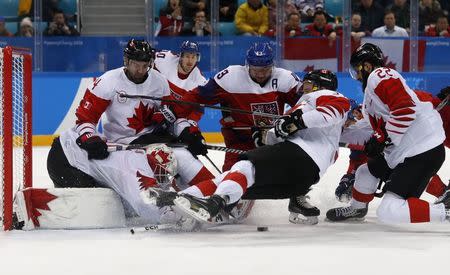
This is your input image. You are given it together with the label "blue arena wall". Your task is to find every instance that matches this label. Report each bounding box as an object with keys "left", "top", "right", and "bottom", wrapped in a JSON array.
[{"left": 33, "top": 71, "right": 450, "bottom": 144}]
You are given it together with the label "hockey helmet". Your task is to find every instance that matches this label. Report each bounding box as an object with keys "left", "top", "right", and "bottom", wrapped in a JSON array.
[
  {"left": 124, "top": 39, "right": 156, "bottom": 62},
  {"left": 145, "top": 144, "right": 178, "bottom": 190},
  {"left": 246, "top": 42, "right": 274, "bottom": 67},
  {"left": 350, "top": 43, "right": 384, "bottom": 70},
  {"left": 302, "top": 69, "right": 338, "bottom": 92},
  {"left": 180, "top": 40, "right": 201, "bottom": 60}
]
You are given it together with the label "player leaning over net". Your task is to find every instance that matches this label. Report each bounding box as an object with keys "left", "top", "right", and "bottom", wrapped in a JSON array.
[
  {"left": 326, "top": 43, "right": 448, "bottom": 224},
  {"left": 172, "top": 42, "right": 301, "bottom": 172},
  {"left": 147, "top": 70, "right": 350, "bottom": 227},
  {"left": 14, "top": 39, "right": 216, "bottom": 229}
]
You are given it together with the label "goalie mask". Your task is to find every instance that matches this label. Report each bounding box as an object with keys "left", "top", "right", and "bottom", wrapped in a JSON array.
[{"left": 145, "top": 144, "right": 178, "bottom": 190}]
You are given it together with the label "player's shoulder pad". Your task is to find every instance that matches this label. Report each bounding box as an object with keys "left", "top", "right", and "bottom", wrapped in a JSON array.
[
  {"left": 88, "top": 68, "right": 123, "bottom": 98},
  {"left": 213, "top": 65, "right": 245, "bottom": 88},
  {"left": 272, "top": 67, "right": 300, "bottom": 92},
  {"left": 366, "top": 67, "right": 402, "bottom": 91}
]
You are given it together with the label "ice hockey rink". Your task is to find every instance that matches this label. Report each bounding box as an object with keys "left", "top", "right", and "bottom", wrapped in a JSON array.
[{"left": 1, "top": 145, "right": 450, "bottom": 275}]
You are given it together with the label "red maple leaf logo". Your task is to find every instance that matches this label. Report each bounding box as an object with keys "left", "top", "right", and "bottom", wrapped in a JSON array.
[
  {"left": 137, "top": 171, "right": 158, "bottom": 190},
  {"left": 304, "top": 65, "right": 315, "bottom": 72},
  {"left": 22, "top": 188, "right": 58, "bottom": 227},
  {"left": 127, "top": 101, "right": 155, "bottom": 134},
  {"left": 383, "top": 56, "right": 397, "bottom": 70}
]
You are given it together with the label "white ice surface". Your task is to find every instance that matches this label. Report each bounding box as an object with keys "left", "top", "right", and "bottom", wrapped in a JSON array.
[{"left": 1, "top": 146, "right": 449, "bottom": 275}]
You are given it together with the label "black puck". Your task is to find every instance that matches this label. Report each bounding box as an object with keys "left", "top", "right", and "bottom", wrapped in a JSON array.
[{"left": 257, "top": 226, "right": 268, "bottom": 232}]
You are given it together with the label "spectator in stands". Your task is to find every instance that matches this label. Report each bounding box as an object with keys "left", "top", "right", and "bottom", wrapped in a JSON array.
[
  {"left": 183, "top": 10, "right": 212, "bottom": 36},
  {"left": 182, "top": 0, "right": 207, "bottom": 22},
  {"left": 419, "top": 0, "right": 445, "bottom": 31},
  {"left": 285, "top": 12, "right": 303, "bottom": 37},
  {"left": 18, "top": 0, "right": 33, "bottom": 18},
  {"left": 157, "top": 0, "right": 184, "bottom": 36},
  {"left": 235, "top": 0, "right": 269, "bottom": 36},
  {"left": 351, "top": 13, "right": 369, "bottom": 41},
  {"left": 265, "top": 0, "right": 298, "bottom": 37},
  {"left": 353, "top": 0, "right": 385, "bottom": 33},
  {"left": 388, "top": 0, "right": 410, "bottom": 32},
  {"left": 0, "top": 16, "right": 13, "bottom": 37},
  {"left": 293, "top": 0, "right": 324, "bottom": 20},
  {"left": 425, "top": 15, "right": 450, "bottom": 37},
  {"left": 43, "top": 0, "right": 60, "bottom": 22},
  {"left": 371, "top": 10, "right": 409, "bottom": 37},
  {"left": 15, "top": 17, "right": 34, "bottom": 37},
  {"left": 220, "top": 0, "right": 238, "bottom": 22},
  {"left": 304, "top": 10, "right": 336, "bottom": 40},
  {"left": 43, "top": 9, "right": 79, "bottom": 36}
]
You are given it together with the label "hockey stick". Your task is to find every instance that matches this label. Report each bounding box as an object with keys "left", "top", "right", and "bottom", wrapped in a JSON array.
[
  {"left": 203, "top": 154, "right": 222, "bottom": 173},
  {"left": 107, "top": 142, "right": 246, "bottom": 154},
  {"left": 117, "top": 92, "right": 282, "bottom": 119},
  {"left": 130, "top": 224, "right": 179, "bottom": 234},
  {"left": 436, "top": 94, "right": 449, "bottom": 112}
]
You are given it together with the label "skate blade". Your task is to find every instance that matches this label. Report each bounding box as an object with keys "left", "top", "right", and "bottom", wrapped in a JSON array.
[
  {"left": 288, "top": 212, "right": 319, "bottom": 225},
  {"left": 325, "top": 217, "right": 365, "bottom": 223},
  {"left": 173, "top": 196, "right": 211, "bottom": 223}
]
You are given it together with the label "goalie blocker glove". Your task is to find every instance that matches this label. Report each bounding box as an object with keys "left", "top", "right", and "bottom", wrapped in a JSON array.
[
  {"left": 178, "top": 126, "right": 208, "bottom": 156},
  {"left": 76, "top": 133, "right": 109, "bottom": 160},
  {"left": 274, "top": 109, "right": 306, "bottom": 138}
]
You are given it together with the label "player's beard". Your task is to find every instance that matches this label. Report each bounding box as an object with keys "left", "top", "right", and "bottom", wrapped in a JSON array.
[
  {"left": 125, "top": 69, "right": 149, "bottom": 84},
  {"left": 180, "top": 62, "right": 195, "bottom": 75}
]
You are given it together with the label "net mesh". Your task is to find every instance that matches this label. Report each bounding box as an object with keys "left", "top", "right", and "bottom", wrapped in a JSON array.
[{"left": 0, "top": 48, "right": 28, "bottom": 230}]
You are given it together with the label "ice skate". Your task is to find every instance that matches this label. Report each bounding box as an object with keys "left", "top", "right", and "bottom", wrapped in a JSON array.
[
  {"left": 288, "top": 195, "right": 320, "bottom": 225},
  {"left": 435, "top": 188, "right": 450, "bottom": 221},
  {"left": 326, "top": 205, "right": 368, "bottom": 222},
  {"left": 140, "top": 187, "right": 178, "bottom": 207},
  {"left": 173, "top": 194, "right": 228, "bottom": 224}
]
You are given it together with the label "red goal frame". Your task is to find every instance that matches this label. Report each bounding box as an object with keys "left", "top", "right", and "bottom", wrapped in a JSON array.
[{"left": 1, "top": 46, "right": 32, "bottom": 230}]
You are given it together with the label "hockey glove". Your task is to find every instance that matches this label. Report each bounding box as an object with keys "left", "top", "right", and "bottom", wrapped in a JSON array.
[
  {"left": 151, "top": 105, "right": 177, "bottom": 125},
  {"left": 335, "top": 173, "right": 355, "bottom": 203},
  {"left": 178, "top": 126, "right": 208, "bottom": 157},
  {"left": 251, "top": 127, "right": 267, "bottom": 147},
  {"left": 76, "top": 133, "right": 109, "bottom": 160},
  {"left": 364, "top": 128, "right": 391, "bottom": 158},
  {"left": 274, "top": 109, "right": 306, "bottom": 138}
]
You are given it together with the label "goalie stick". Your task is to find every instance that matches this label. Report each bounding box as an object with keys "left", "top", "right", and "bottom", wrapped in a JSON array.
[{"left": 117, "top": 92, "right": 282, "bottom": 119}]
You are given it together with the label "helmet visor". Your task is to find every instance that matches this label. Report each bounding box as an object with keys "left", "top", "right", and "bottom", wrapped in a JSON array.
[{"left": 349, "top": 64, "right": 362, "bottom": 81}]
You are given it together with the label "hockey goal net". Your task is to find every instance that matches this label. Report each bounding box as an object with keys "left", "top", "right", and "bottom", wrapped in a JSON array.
[{"left": 0, "top": 46, "right": 32, "bottom": 231}]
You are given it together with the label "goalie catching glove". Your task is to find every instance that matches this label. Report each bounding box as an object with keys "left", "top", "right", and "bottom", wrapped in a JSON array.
[
  {"left": 274, "top": 109, "right": 306, "bottom": 138},
  {"left": 76, "top": 133, "right": 109, "bottom": 160}
]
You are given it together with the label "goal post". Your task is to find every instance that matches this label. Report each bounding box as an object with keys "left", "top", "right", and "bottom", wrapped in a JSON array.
[{"left": 0, "top": 46, "right": 32, "bottom": 231}]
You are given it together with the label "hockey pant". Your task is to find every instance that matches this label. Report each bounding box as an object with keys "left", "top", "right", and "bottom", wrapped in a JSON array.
[
  {"left": 182, "top": 141, "right": 320, "bottom": 204},
  {"left": 351, "top": 144, "right": 446, "bottom": 223}
]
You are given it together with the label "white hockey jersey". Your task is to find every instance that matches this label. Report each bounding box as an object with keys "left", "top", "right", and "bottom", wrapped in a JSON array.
[
  {"left": 154, "top": 50, "right": 207, "bottom": 99},
  {"left": 363, "top": 67, "right": 445, "bottom": 168},
  {"left": 267, "top": 89, "right": 350, "bottom": 176},
  {"left": 74, "top": 67, "right": 171, "bottom": 144}
]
